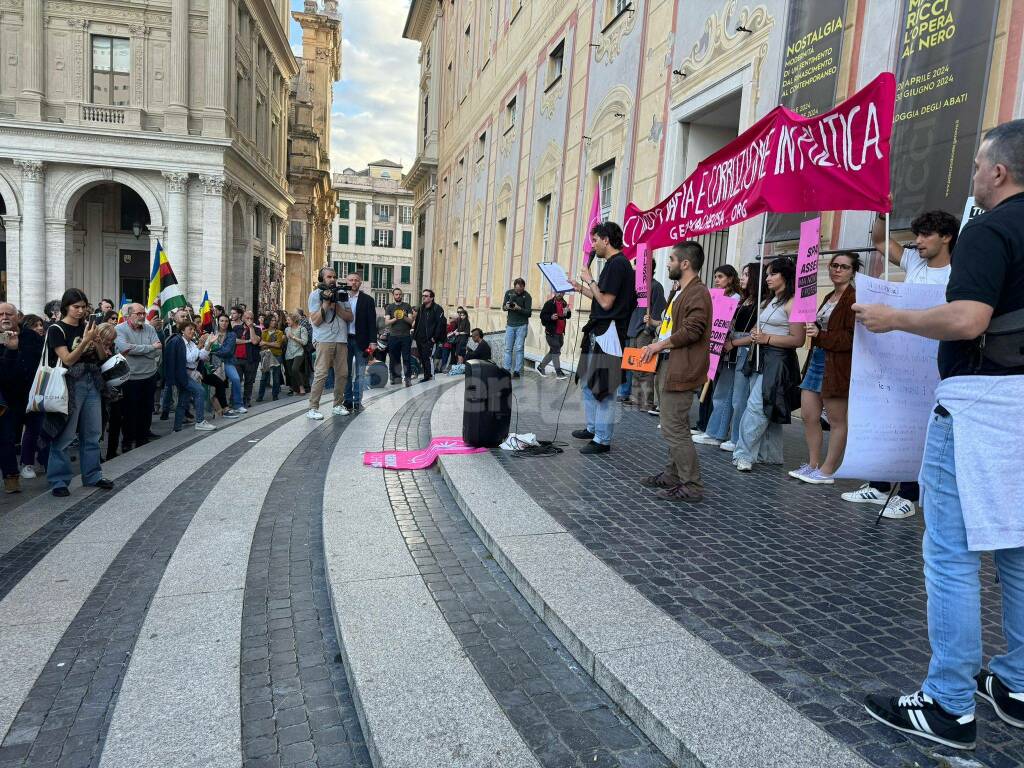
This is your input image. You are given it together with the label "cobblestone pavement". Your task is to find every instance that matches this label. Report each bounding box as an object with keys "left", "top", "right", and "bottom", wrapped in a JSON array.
[
  {"left": 0, "top": 412, "right": 297, "bottom": 768},
  {"left": 240, "top": 417, "right": 371, "bottom": 768},
  {"left": 382, "top": 383, "right": 672, "bottom": 768},
  {"left": 495, "top": 376, "right": 1021, "bottom": 768}
]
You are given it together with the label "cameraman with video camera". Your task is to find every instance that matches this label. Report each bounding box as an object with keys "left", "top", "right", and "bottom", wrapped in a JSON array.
[{"left": 306, "top": 266, "right": 354, "bottom": 420}]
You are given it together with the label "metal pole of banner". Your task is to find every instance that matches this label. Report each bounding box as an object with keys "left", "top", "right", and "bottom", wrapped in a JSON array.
[
  {"left": 755, "top": 213, "right": 768, "bottom": 370},
  {"left": 884, "top": 212, "right": 891, "bottom": 281}
]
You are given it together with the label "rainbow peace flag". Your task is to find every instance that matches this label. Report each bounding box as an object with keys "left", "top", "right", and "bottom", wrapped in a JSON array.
[
  {"left": 198, "top": 291, "right": 214, "bottom": 332},
  {"left": 146, "top": 240, "right": 187, "bottom": 320},
  {"left": 116, "top": 292, "right": 130, "bottom": 324}
]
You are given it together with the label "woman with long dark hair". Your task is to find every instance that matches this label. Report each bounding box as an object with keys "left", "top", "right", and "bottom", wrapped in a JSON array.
[
  {"left": 694, "top": 265, "right": 741, "bottom": 446},
  {"left": 732, "top": 258, "right": 806, "bottom": 471},
  {"left": 46, "top": 289, "right": 114, "bottom": 497},
  {"left": 791, "top": 251, "right": 859, "bottom": 484}
]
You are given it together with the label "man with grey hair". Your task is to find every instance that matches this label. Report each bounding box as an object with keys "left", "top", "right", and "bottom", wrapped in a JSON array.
[
  {"left": 115, "top": 303, "right": 162, "bottom": 453},
  {"left": 858, "top": 120, "right": 1024, "bottom": 751}
]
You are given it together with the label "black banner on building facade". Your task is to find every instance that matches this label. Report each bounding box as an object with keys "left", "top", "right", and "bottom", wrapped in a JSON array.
[
  {"left": 767, "top": 0, "right": 848, "bottom": 242},
  {"left": 890, "top": 0, "right": 998, "bottom": 228}
]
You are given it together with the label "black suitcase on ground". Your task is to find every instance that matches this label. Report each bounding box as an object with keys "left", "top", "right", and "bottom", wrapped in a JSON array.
[{"left": 462, "top": 360, "right": 512, "bottom": 448}]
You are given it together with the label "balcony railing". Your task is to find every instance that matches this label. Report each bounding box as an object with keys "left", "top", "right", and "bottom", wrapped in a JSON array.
[
  {"left": 285, "top": 234, "right": 304, "bottom": 251},
  {"left": 67, "top": 103, "right": 142, "bottom": 129}
]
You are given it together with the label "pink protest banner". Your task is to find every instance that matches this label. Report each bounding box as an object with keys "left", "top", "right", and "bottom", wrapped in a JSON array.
[
  {"left": 583, "top": 185, "right": 601, "bottom": 266},
  {"left": 634, "top": 243, "right": 652, "bottom": 308},
  {"left": 363, "top": 436, "right": 487, "bottom": 470},
  {"left": 708, "top": 288, "right": 740, "bottom": 381},
  {"left": 622, "top": 73, "right": 895, "bottom": 252},
  {"left": 791, "top": 217, "right": 822, "bottom": 323}
]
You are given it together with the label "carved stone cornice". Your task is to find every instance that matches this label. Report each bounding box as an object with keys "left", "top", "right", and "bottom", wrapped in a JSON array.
[
  {"left": 128, "top": 24, "right": 151, "bottom": 37},
  {"left": 65, "top": 18, "right": 89, "bottom": 30},
  {"left": 163, "top": 171, "right": 190, "bottom": 193},
  {"left": 200, "top": 175, "right": 227, "bottom": 196},
  {"left": 680, "top": 1, "right": 771, "bottom": 74},
  {"left": 595, "top": 7, "right": 638, "bottom": 65},
  {"left": 14, "top": 159, "right": 44, "bottom": 182},
  {"left": 44, "top": 1, "right": 170, "bottom": 27}
]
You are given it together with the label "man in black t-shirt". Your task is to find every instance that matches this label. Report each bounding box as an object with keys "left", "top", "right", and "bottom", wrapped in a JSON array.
[
  {"left": 856, "top": 120, "right": 1024, "bottom": 752},
  {"left": 569, "top": 221, "right": 637, "bottom": 455}
]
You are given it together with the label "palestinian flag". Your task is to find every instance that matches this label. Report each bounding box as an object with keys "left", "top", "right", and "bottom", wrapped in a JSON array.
[
  {"left": 146, "top": 240, "right": 187, "bottom": 320},
  {"left": 116, "top": 292, "right": 130, "bottom": 324},
  {"left": 198, "top": 291, "right": 214, "bottom": 332}
]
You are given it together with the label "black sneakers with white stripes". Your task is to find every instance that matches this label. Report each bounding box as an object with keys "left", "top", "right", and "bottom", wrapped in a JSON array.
[
  {"left": 864, "top": 690, "right": 976, "bottom": 750},
  {"left": 976, "top": 669, "right": 1024, "bottom": 728}
]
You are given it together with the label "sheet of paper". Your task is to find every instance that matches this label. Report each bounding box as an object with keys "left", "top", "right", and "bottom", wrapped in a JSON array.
[
  {"left": 834, "top": 275, "right": 946, "bottom": 482},
  {"left": 537, "top": 262, "right": 574, "bottom": 293},
  {"left": 593, "top": 324, "right": 622, "bottom": 357}
]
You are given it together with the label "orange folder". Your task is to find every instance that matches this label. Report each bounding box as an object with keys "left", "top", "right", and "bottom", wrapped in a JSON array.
[{"left": 620, "top": 347, "right": 658, "bottom": 373}]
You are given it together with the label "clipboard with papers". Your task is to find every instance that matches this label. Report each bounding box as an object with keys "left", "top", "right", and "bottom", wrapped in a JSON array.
[{"left": 536, "top": 262, "right": 574, "bottom": 293}]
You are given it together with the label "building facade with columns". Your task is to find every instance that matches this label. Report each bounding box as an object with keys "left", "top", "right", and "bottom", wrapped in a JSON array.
[
  {"left": 284, "top": 0, "right": 341, "bottom": 314},
  {"left": 329, "top": 161, "right": 415, "bottom": 309},
  {"left": 0, "top": 0, "right": 299, "bottom": 316},
  {"left": 402, "top": 0, "right": 1024, "bottom": 362}
]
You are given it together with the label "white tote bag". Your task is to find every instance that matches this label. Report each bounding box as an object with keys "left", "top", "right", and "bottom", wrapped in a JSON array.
[{"left": 26, "top": 327, "right": 69, "bottom": 415}]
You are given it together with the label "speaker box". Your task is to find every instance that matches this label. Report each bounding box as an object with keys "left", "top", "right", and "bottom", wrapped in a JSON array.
[{"left": 463, "top": 360, "right": 512, "bottom": 448}]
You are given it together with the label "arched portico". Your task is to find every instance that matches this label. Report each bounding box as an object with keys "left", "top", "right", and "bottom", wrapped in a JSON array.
[{"left": 0, "top": 168, "right": 22, "bottom": 306}]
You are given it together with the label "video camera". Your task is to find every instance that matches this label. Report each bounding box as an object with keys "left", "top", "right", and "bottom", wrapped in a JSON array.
[{"left": 317, "top": 282, "right": 348, "bottom": 304}]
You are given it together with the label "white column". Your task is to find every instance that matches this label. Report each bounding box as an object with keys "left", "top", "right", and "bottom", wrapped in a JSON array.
[
  {"left": 200, "top": 175, "right": 227, "bottom": 303},
  {"left": 44, "top": 219, "right": 69, "bottom": 300},
  {"left": 14, "top": 160, "right": 45, "bottom": 312},
  {"left": 165, "top": 0, "right": 190, "bottom": 134},
  {"left": 2, "top": 216, "right": 22, "bottom": 308},
  {"left": 17, "top": 0, "right": 44, "bottom": 120},
  {"left": 204, "top": 0, "right": 228, "bottom": 137},
  {"left": 163, "top": 172, "right": 190, "bottom": 297}
]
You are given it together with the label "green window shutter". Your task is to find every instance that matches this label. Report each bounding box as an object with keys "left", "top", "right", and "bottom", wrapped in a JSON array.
[
  {"left": 339, "top": 199, "right": 349, "bottom": 217},
  {"left": 355, "top": 226, "right": 365, "bottom": 246},
  {"left": 401, "top": 231, "right": 412, "bottom": 249},
  {"left": 401, "top": 266, "right": 411, "bottom": 283},
  {"left": 339, "top": 225, "right": 349, "bottom": 245}
]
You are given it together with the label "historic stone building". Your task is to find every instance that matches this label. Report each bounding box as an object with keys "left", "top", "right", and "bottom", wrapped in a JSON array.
[
  {"left": 402, "top": 0, "right": 1024, "bottom": 360},
  {"left": 284, "top": 0, "right": 341, "bottom": 314},
  {"left": 329, "top": 160, "right": 415, "bottom": 309},
  {"left": 0, "top": 0, "right": 300, "bottom": 315}
]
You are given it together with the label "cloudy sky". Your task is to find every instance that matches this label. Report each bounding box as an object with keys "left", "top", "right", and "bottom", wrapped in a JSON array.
[{"left": 289, "top": 0, "right": 418, "bottom": 173}]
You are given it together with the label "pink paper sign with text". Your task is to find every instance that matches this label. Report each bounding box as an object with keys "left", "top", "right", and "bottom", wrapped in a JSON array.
[
  {"left": 634, "top": 243, "right": 652, "bottom": 308},
  {"left": 791, "top": 217, "right": 822, "bottom": 323},
  {"left": 708, "top": 288, "right": 740, "bottom": 381},
  {"left": 363, "top": 436, "right": 487, "bottom": 470}
]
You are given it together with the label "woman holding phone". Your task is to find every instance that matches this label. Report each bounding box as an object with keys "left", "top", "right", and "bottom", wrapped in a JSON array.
[{"left": 46, "top": 289, "right": 114, "bottom": 497}]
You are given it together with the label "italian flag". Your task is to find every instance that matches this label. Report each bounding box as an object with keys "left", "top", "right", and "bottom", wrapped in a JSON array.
[{"left": 146, "top": 240, "right": 187, "bottom": 320}]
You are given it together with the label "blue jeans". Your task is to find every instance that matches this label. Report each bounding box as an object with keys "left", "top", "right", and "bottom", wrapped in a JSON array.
[
  {"left": 921, "top": 410, "right": 1024, "bottom": 715},
  {"left": 175, "top": 378, "right": 206, "bottom": 429},
  {"left": 224, "top": 363, "right": 242, "bottom": 409},
  {"left": 582, "top": 386, "right": 618, "bottom": 445},
  {"left": 504, "top": 324, "right": 528, "bottom": 373},
  {"left": 258, "top": 365, "right": 282, "bottom": 401},
  {"left": 160, "top": 379, "right": 174, "bottom": 415},
  {"left": 733, "top": 371, "right": 784, "bottom": 464},
  {"left": 617, "top": 371, "right": 633, "bottom": 399},
  {"left": 730, "top": 347, "right": 752, "bottom": 444},
  {"left": 47, "top": 377, "right": 103, "bottom": 490},
  {"left": 704, "top": 362, "right": 737, "bottom": 440},
  {"left": 345, "top": 342, "right": 367, "bottom": 406}
]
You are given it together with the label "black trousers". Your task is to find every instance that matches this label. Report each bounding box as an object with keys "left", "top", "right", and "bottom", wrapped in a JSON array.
[
  {"left": 237, "top": 359, "right": 258, "bottom": 405},
  {"left": 416, "top": 340, "right": 434, "bottom": 380},
  {"left": 121, "top": 376, "right": 157, "bottom": 448}
]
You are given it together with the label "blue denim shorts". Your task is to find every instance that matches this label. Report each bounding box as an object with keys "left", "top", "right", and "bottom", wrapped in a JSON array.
[{"left": 800, "top": 346, "right": 826, "bottom": 393}]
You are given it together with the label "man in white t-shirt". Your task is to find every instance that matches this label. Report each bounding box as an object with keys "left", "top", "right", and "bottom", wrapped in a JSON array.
[
  {"left": 842, "top": 208, "right": 959, "bottom": 518},
  {"left": 306, "top": 266, "right": 353, "bottom": 420}
]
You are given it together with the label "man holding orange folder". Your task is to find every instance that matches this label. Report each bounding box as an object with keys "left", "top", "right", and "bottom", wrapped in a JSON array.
[{"left": 638, "top": 242, "right": 712, "bottom": 502}]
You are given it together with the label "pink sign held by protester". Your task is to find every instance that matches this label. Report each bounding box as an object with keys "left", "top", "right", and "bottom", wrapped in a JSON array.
[
  {"left": 363, "top": 436, "right": 487, "bottom": 470},
  {"left": 583, "top": 186, "right": 602, "bottom": 266},
  {"left": 791, "top": 217, "right": 822, "bottom": 323},
  {"left": 634, "top": 243, "right": 652, "bottom": 308},
  {"left": 708, "top": 288, "right": 740, "bottom": 381}
]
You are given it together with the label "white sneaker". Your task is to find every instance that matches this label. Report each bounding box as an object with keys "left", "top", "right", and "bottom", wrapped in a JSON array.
[
  {"left": 689, "top": 428, "right": 701, "bottom": 435},
  {"left": 800, "top": 468, "right": 835, "bottom": 485},
  {"left": 736, "top": 458, "right": 753, "bottom": 471},
  {"left": 307, "top": 409, "right": 324, "bottom": 420},
  {"left": 841, "top": 483, "right": 887, "bottom": 505},
  {"left": 332, "top": 405, "right": 350, "bottom": 416},
  {"left": 536, "top": 365, "right": 549, "bottom": 378},
  {"left": 647, "top": 408, "right": 660, "bottom": 416},
  {"left": 555, "top": 372, "right": 569, "bottom": 380},
  {"left": 692, "top": 433, "right": 722, "bottom": 446},
  {"left": 19, "top": 465, "right": 37, "bottom": 480},
  {"left": 719, "top": 441, "right": 736, "bottom": 452},
  {"left": 194, "top": 420, "right": 216, "bottom": 432},
  {"left": 788, "top": 463, "right": 813, "bottom": 480},
  {"left": 237, "top": 407, "right": 248, "bottom": 414},
  {"left": 881, "top": 496, "right": 916, "bottom": 519}
]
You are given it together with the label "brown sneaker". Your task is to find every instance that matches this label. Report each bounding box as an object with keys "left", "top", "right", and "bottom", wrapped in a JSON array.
[
  {"left": 657, "top": 484, "right": 703, "bottom": 503},
  {"left": 3, "top": 475, "right": 21, "bottom": 494},
  {"left": 640, "top": 472, "right": 676, "bottom": 489}
]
